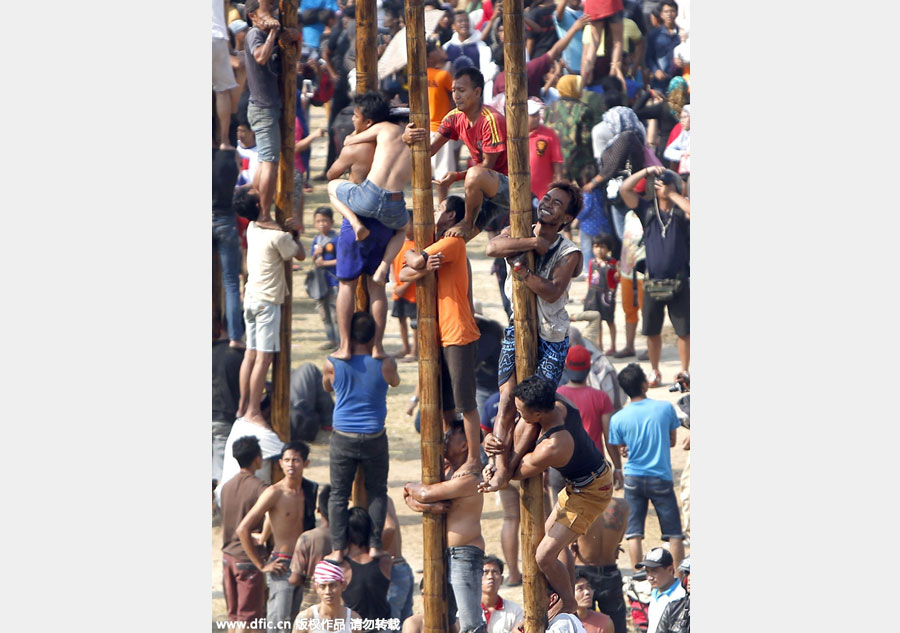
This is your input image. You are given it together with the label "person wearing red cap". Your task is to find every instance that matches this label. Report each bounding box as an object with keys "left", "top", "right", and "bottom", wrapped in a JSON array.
[
  {"left": 556, "top": 345, "right": 623, "bottom": 489},
  {"left": 292, "top": 560, "right": 360, "bottom": 632}
]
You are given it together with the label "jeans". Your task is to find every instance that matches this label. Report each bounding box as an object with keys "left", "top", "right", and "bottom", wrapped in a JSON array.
[
  {"left": 266, "top": 568, "right": 301, "bottom": 633},
  {"left": 328, "top": 430, "right": 389, "bottom": 550},
  {"left": 212, "top": 420, "right": 232, "bottom": 484},
  {"left": 316, "top": 292, "right": 338, "bottom": 345},
  {"left": 387, "top": 560, "right": 414, "bottom": 624},
  {"left": 579, "top": 228, "right": 596, "bottom": 275},
  {"left": 213, "top": 214, "right": 245, "bottom": 342},
  {"left": 448, "top": 546, "right": 486, "bottom": 633},
  {"left": 623, "top": 475, "right": 684, "bottom": 541}
]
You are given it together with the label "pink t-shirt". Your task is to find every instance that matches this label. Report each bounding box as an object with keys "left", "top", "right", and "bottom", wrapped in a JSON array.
[
  {"left": 556, "top": 384, "right": 614, "bottom": 455},
  {"left": 529, "top": 124, "right": 564, "bottom": 200}
]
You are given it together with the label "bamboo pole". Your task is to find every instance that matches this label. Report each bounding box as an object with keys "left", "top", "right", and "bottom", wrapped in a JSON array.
[
  {"left": 271, "top": 0, "right": 300, "bottom": 460},
  {"left": 349, "top": 0, "right": 380, "bottom": 509},
  {"left": 405, "top": 1, "right": 448, "bottom": 632},
  {"left": 503, "top": 0, "right": 546, "bottom": 631}
]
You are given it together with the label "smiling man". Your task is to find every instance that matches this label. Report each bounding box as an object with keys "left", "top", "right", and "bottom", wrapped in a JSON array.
[{"left": 481, "top": 181, "right": 584, "bottom": 491}]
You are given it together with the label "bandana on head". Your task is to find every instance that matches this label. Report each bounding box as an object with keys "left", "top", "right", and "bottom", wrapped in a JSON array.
[{"left": 314, "top": 560, "right": 345, "bottom": 585}]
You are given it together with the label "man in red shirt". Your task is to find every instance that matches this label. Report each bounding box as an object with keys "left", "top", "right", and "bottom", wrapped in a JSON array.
[
  {"left": 527, "top": 98, "right": 564, "bottom": 201},
  {"left": 556, "top": 345, "right": 623, "bottom": 488},
  {"left": 402, "top": 67, "right": 509, "bottom": 242}
]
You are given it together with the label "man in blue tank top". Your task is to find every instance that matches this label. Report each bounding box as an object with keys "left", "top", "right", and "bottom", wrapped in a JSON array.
[{"left": 322, "top": 311, "right": 401, "bottom": 565}]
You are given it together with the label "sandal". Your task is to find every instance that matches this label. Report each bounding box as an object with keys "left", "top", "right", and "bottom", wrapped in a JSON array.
[{"left": 613, "top": 348, "right": 636, "bottom": 358}]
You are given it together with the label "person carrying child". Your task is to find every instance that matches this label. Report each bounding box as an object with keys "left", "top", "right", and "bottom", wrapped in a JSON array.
[{"left": 584, "top": 233, "right": 618, "bottom": 355}]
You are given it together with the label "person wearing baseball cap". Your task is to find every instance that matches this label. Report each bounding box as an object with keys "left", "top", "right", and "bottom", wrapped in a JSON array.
[
  {"left": 528, "top": 97, "right": 565, "bottom": 201},
  {"left": 656, "top": 557, "right": 690, "bottom": 633},
  {"left": 292, "top": 560, "right": 360, "bottom": 632},
  {"left": 638, "top": 547, "right": 685, "bottom": 633},
  {"left": 557, "top": 345, "right": 624, "bottom": 489}
]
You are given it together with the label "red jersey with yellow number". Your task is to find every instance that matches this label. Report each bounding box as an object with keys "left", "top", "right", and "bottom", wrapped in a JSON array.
[
  {"left": 437, "top": 106, "right": 508, "bottom": 175},
  {"left": 528, "top": 124, "right": 563, "bottom": 200}
]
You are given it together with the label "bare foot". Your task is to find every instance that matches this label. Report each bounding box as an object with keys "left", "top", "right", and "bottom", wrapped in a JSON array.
[
  {"left": 244, "top": 410, "right": 269, "bottom": 427},
  {"left": 372, "top": 261, "right": 390, "bottom": 285},
  {"left": 394, "top": 349, "right": 411, "bottom": 359},
  {"left": 354, "top": 223, "right": 370, "bottom": 241},
  {"left": 603, "top": 348, "right": 616, "bottom": 356},
  {"left": 229, "top": 340, "right": 246, "bottom": 350},
  {"left": 369, "top": 547, "right": 389, "bottom": 559},
  {"left": 325, "top": 550, "right": 344, "bottom": 564},
  {"left": 331, "top": 347, "right": 352, "bottom": 361},
  {"left": 444, "top": 221, "right": 471, "bottom": 240},
  {"left": 372, "top": 345, "right": 388, "bottom": 360},
  {"left": 219, "top": 142, "right": 236, "bottom": 151}
]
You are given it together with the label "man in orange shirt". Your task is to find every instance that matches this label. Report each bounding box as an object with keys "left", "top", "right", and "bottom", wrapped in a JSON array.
[
  {"left": 390, "top": 214, "right": 417, "bottom": 360},
  {"left": 399, "top": 195, "right": 482, "bottom": 474},
  {"left": 426, "top": 40, "right": 459, "bottom": 191}
]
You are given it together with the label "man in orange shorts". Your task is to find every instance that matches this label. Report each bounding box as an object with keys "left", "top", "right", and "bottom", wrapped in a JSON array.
[{"left": 480, "top": 376, "right": 612, "bottom": 618}]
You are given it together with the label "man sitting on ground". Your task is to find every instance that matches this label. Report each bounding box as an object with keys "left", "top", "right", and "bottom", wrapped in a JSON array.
[
  {"left": 481, "top": 555, "right": 524, "bottom": 633},
  {"left": 573, "top": 572, "right": 613, "bottom": 633},
  {"left": 292, "top": 560, "right": 360, "bottom": 632}
]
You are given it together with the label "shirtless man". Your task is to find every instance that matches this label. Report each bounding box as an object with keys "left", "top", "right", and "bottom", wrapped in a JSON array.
[
  {"left": 404, "top": 418, "right": 487, "bottom": 633},
  {"left": 237, "top": 441, "right": 313, "bottom": 633},
  {"left": 479, "top": 377, "right": 612, "bottom": 618},
  {"left": 330, "top": 91, "right": 413, "bottom": 360},
  {"left": 570, "top": 498, "right": 629, "bottom": 633},
  {"left": 383, "top": 497, "right": 415, "bottom": 626},
  {"left": 292, "top": 560, "right": 360, "bottom": 632}
]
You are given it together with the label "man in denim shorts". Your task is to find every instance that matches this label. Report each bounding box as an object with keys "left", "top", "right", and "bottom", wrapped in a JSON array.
[
  {"left": 244, "top": 0, "right": 300, "bottom": 226},
  {"left": 607, "top": 364, "right": 685, "bottom": 571}
]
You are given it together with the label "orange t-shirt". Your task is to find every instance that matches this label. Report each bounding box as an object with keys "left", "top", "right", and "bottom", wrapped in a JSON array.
[
  {"left": 427, "top": 67, "right": 454, "bottom": 133},
  {"left": 392, "top": 239, "right": 417, "bottom": 302},
  {"left": 425, "top": 236, "right": 480, "bottom": 347}
]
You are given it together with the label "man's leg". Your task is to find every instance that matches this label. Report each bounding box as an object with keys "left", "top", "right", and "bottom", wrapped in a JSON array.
[
  {"left": 237, "top": 348, "right": 256, "bottom": 418},
  {"left": 648, "top": 476, "right": 685, "bottom": 568},
  {"left": 398, "top": 315, "right": 410, "bottom": 355},
  {"left": 536, "top": 520, "right": 581, "bottom": 614},
  {"left": 212, "top": 420, "right": 233, "bottom": 484},
  {"left": 623, "top": 476, "right": 649, "bottom": 570},
  {"left": 607, "top": 20, "right": 625, "bottom": 86},
  {"left": 627, "top": 537, "right": 643, "bottom": 572},
  {"left": 581, "top": 21, "right": 602, "bottom": 87},
  {"left": 677, "top": 334, "right": 690, "bottom": 372},
  {"left": 266, "top": 567, "right": 295, "bottom": 633},
  {"left": 334, "top": 278, "right": 358, "bottom": 360},
  {"left": 387, "top": 559, "right": 415, "bottom": 623},
  {"left": 327, "top": 432, "right": 358, "bottom": 561},
  {"left": 362, "top": 432, "right": 390, "bottom": 555},
  {"left": 460, "top": 166, "right": 501, "bottom": 240},
  {"left": 366, "top": 275, "right": 389, "bottom": 359},
  {"left": 329, "top": 180, "right": 370, "bottom": 241},
  {"left": 373, "top": 225, "right": 408, "bottom": 285},
  {"left": 498, "top": 484, "right": 522, "bottom": 585},
  {"left": 448, "top": 546, "right": 486, "bottom": 633},
  {"left": 245, "top": 351, "right": 274, "bottom": 424},
  {"left": 257, "top": 160, "right": 278, "bottom": 221},
  {"left": 647, "top": 334, "right": 663, "bottom": 375}
]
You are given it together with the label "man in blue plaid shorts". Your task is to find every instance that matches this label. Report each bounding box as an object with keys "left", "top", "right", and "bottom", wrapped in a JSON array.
[{"left": 481, "top": 181, "right": 584, "bottom": 492}]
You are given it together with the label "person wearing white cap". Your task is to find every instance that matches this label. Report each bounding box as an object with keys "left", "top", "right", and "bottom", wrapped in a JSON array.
[{"left": 292, "top": 560, "right": 360, "bottom": 632}]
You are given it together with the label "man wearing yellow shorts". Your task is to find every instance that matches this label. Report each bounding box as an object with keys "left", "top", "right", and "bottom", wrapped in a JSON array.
[{"left": 480, "top": 376, "right": 613, "bottom": 619}]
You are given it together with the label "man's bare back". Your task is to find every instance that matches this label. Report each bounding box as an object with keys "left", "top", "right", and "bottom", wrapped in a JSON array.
[
  {"left": 362, "top": 122, "right": 413, "bottom": 192},
  {"left": 573, "top": 497, "right": 628, "bottom": 567},
  {"left": 327, "top": 142, "right": 375, "bottom": 185}
]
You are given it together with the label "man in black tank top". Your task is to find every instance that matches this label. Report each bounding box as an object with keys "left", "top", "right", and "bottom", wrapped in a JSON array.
[{"left": 479, "top": 376, "right": 613, "bottom": 618}]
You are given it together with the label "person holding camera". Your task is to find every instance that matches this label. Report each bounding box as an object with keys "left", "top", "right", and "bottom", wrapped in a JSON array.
[{"left": 618, "top": 165, "right": 689, "bottom": 388}]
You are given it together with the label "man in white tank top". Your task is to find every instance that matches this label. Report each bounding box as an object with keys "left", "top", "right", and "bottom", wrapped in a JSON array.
[{"left": 293, "top": 561, "right": 360, "bottom": 632}]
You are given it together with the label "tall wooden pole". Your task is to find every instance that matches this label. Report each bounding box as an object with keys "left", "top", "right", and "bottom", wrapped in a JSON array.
[
  {"left": 271, "top": 0, "right": 300, "bottom": 458},
  {"left": 405, "top": 1, "right": 448, "bottom": 632},
  {"left": 348, "top": 0, "right": 380, "bottom": 509},
  {"left": 504, "top": 1, "right": 546, "bottom": 631}
]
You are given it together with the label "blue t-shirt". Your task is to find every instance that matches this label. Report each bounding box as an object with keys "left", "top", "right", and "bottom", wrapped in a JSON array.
[
  {"left": 312, "top": 230, "right": 339, "bottom": 287},
  {"left": 300, "top": 0, "right": 338, "bottom": 49},
  {"left": 609, "top": 398, "right": 680, "bottom": 480},
  {"left": 553, "top": 8, "right": 584, "bottom": 73},
  {"left": 331, "top": 355, "right": 388, "bottom": 433}
]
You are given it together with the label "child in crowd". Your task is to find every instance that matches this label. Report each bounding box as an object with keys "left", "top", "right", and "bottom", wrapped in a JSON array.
[
  {"left": 585, "top": 233, "right": 618, "bottom": 355},
  {"left": 311, "top": 207, "right": 339, "bottom": 350},
  {"left": 391, "top": 212, "right": 417, "bottom": 360}
]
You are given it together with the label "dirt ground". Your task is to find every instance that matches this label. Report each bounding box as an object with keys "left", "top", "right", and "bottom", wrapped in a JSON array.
[{"left": 211, "top": 103, "right": 690, "bottom": 631}]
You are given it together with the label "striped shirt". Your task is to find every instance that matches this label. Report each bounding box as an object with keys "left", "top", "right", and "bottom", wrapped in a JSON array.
[{"left": 437, "top": 105, "right": 508, "bottom": 175}]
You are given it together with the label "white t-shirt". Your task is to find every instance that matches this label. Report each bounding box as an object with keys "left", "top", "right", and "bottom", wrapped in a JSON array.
[
  {"left": 215, "top": 417, "right": 285, "bottom": 506},
  {"left": 237, "top": 143, "right": 259, "bottom": 186},
  {"left": 486, "top": 597, "right": 524, "bottom": 633},
  {"left": 245, "top": 222, "right": 299, "bottom": 304},
  {"left": 547, "top": 613, "right": 587, "bottom": 633},
  {"left": 647, "top": 581, "right": 687, "bottom": 633},
  {"left": 212, "top": 0, "right": 228, "bottom": 40}
]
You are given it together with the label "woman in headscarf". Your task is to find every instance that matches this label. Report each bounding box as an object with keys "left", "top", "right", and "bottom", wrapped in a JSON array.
[
  {"left": 633, "top": 75, "right": 689, "bottom": 156},
  {"left": 544, "top": 74, "right": 604, "bottom": 274}
]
